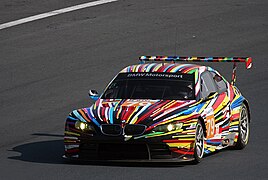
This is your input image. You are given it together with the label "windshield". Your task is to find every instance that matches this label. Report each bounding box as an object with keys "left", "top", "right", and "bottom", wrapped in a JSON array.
[{"left": 102, "top": 73, "right": 195, "bottom": 100}]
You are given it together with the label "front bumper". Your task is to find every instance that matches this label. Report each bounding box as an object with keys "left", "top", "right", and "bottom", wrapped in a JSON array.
[{"left": 64, "top": 132, "right": 195, "bottom": 162}]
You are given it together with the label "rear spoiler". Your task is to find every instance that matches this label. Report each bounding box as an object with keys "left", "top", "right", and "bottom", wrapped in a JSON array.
[
  {"left": 139, "top": 56, "right": 252, "bottom": 85},
  {"left": 139, "top": 56, "right": 252, "bottom": 69}
]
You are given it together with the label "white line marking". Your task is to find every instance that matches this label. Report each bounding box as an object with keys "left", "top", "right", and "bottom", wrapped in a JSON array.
[{"left": 0, "top": 0, "right": 118, "bottom": 30}]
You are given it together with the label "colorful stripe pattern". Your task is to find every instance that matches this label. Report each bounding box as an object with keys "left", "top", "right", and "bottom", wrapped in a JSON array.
[{"left": 64, "top": 62, "right": 249, "bottom": 160}]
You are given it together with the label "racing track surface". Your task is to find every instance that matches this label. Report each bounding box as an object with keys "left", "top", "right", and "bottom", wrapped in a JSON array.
[{"left": 0, "top": 0, "right": 267, "bottom": 179}]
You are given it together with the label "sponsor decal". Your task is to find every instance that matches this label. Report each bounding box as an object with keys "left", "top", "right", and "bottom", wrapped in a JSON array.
[{"left": 127, "top": 73, "right": 184, "bottom": 79}]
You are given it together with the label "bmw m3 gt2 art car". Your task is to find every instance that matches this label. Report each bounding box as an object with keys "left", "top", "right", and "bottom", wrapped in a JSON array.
[{"left": 64, "top": 56, "right": 252, "bottom": 163}]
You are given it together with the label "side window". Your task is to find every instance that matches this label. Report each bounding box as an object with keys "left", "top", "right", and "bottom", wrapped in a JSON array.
[
  {"left": 200, "top": 71, "right": 217, "bottom": 98},
  {"left": 210, "top": 71, "right": 227, "bottom": 93}
]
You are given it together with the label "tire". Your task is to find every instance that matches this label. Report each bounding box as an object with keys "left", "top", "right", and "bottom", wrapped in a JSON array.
[
  {"left": 192, "top": 120, "right": 205, "bottom": 164},
  {"left": 233, "top": 104, "right": 250, "bottom": 149}
]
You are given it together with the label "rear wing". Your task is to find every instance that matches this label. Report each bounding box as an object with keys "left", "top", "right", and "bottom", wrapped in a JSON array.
[
  {"left": 139, "top": 56, "right": 252, "bottom": 69},
  {"left": 139, "top": 56, "right": 253, "bottom": 85}
]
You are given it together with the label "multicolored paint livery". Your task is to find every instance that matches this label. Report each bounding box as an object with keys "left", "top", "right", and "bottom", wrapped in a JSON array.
[{"left": 64, "top": 57, "right": 252, "bottom": 163}]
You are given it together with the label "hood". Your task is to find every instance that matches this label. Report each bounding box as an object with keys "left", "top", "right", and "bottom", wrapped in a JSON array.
[{"left": 81, "top": 99, "right": 197, "bottom": 127}]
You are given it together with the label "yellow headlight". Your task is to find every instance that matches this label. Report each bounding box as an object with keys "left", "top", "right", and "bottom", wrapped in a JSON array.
[
  {"left": 153, "top": 122, "right": 183, "bottom": 133},
  {"left": 79, "top": 122, "right": 86, "bottom": 130},
  {"left": 167, "top": 124, "right": 175, "bottom": 131},
  {"left": 75, "top": 121, "right": 92, "bottom": 131}
]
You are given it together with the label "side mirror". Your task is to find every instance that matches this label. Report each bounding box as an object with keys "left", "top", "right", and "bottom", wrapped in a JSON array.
[{"left": 88, "top": 89, "right": 99, "bottom": 101}]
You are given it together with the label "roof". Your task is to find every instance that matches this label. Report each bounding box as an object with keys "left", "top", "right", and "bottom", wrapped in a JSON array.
[{"left": 120, "top": 63, "right": 204, "bottom": 74}]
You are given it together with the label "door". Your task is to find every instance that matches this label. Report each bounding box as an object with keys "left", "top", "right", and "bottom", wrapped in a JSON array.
[{"left": 200, "top": 71, "right": 231, "bottom": 141}]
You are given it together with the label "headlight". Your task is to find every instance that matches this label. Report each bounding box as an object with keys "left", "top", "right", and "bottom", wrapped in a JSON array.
[
  {"left": 75, "top": 121, "right": 95, "bottom": 132},
  {"left": 153, "top": 122, "right": 183, "bottom": 133}
]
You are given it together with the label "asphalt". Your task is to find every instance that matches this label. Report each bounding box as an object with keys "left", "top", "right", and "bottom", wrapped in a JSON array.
[{"left": 0, "top": 0, "right": 268, "bottom": 179}]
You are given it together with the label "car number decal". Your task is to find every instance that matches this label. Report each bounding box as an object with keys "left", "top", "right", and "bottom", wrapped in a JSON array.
[{"left": 206, "top": 114, "right": 216, "bottom": 138}]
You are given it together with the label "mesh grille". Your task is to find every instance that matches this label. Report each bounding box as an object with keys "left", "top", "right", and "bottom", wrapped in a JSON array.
[
  {"left": 124, "top": 124, "right": 146, "bottom": 136},
  {"left": 100, "top": 124, "right": 122, "bottom": 136},
  {"left": 98, "top": 143, "right": 149, "bottom": 160},
  {"left": 100, "top": 124, "right": 147, "bottom": 136}
]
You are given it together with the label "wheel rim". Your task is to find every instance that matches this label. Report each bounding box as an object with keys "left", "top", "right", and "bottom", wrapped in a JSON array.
[
  {"left": 240, "top": 107, "right": 249, "bottom": 143},
  {"left": 195, "top": 124, "right": 204, "bottom": 158}
]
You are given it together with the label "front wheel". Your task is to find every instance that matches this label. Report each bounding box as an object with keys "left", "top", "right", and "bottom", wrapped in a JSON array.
[
  {"left": 233, "top": 104, "right": 250, "bottom": 149},
  {"left": 192, "top": 120, "right": 205, "bottom": 164}
]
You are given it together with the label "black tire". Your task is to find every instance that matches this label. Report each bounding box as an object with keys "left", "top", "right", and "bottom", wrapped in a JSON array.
[
  {"left": 192, "top": 120, "right": 205, "bottom": 164},
  {"left": 233, "top": 104, "right": 250, "bottom": 149}
]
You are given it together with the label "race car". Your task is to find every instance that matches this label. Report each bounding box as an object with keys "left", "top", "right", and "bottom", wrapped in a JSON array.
[{"left": 64, "top": 56, "right": 252, "bottom": 163}]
